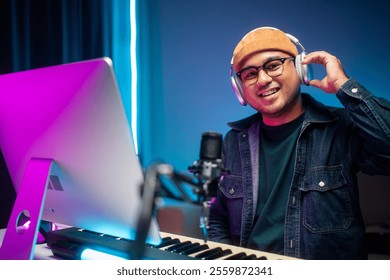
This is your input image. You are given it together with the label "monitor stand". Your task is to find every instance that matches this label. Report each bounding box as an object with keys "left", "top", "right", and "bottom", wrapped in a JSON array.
[{"left": 0, "top": 158, "right": 53, "bottom": 260}]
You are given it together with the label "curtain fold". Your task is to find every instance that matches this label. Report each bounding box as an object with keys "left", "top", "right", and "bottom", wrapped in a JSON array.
[{"left": 0, "top": 0, "right": 128, "bottom": 73}]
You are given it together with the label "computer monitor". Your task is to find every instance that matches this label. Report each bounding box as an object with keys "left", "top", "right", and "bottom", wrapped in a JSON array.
[{"left": 0, "top": 58, "right": 160, "bottom": 246}]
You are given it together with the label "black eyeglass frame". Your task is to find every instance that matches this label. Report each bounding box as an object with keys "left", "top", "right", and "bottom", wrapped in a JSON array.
[{"left": 236, "top": 57, "right": 295, "bottom": 84}]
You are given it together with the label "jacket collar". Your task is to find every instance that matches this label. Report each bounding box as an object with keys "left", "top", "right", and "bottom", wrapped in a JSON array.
[{"left": 228, "top": 93, "right": 339, "bottom": 131}]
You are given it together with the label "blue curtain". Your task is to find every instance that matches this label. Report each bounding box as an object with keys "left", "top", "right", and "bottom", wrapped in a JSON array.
[
  {"left": 1, "top": 0, "right": 129, "bottom": 70},
  {"left": 0, "top": 0, "right": 131, "bottom": 228}
]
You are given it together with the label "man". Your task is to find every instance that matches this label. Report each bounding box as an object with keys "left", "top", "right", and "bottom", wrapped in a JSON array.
[{"left": 208, "top": 27, "right": 390, "bottom": 259}]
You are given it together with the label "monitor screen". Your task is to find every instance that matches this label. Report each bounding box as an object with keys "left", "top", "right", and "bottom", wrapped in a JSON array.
[{"left": 0, "top": 58, "right": 160, "bottom": 245}]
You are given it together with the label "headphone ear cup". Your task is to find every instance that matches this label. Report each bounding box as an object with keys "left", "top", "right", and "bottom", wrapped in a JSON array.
[
  {"left": 295, "top": 52, "right": 312, "bottom": 85},
  {"left": 230, "top": 75, "right": 247, "bottom": 106}
]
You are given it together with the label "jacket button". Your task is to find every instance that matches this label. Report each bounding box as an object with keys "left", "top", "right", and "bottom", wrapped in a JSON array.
[
  {"left": 351, "top": 88, "right": 358, "bottom": 93},
  {"left": 319, "top": 181, "right": 325, "bottom": 187},
  {"left": 229, "top": 188, "right": 235, "bottom": 195}
]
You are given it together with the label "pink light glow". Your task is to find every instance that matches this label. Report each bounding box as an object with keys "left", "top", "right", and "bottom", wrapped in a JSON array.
[{"left": 0, "top": 60, "right": 105, "bottom": 192}]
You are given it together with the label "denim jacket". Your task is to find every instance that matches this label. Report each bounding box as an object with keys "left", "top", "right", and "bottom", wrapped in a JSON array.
[{"left": 208, "top": 79, "right": 390, "bottom": 259}]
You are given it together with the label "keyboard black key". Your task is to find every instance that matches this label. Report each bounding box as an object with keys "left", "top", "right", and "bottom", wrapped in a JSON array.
[
  {"left": 224, "top": 252, "right": 247, "bottom": 260},
  {"left": 165, "top": 241, "right": 192, "bottom": 252},
  {"left": 209, "top": 249, "right": 232, "bottom": 260},
  {"left": 154, "top": 238, "right": 180, "bottom": 249},
  {"left": 176, "top": 242, "right": 201, "bottom": 254},
  {"left": 195, "top": 248, "right": 232, "bottom": 260},
  {"left": 194, "top": 248, "right": 222, "bottom": 259},
  {"left": 243, "top": 254, "right": 257, "bottom": 260},
  {"left": 181, "top": 244, "right": 209, "bottom": 255}
]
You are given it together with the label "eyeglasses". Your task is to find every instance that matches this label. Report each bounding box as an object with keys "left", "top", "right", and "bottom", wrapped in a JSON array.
[{"left": 236, "top": 57, "right": 295, "bottom": 85}]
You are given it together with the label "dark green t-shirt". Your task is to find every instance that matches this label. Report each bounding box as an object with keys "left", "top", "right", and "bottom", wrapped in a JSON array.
[{"left": 247, "top": 114, "right": 304, "bottom": 254}]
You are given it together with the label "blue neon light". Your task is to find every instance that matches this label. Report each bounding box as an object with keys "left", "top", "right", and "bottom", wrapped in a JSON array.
[
  {"left": 80, "top": 248, "right": 127, "bottom": 260},
  {"left": 130, "top": 0, "right": 138, "bottom": 154}
]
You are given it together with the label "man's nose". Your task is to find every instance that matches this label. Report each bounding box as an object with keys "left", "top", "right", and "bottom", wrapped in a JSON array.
[{"left": 256, "top": 69, "right": 272, "bottom": 85}]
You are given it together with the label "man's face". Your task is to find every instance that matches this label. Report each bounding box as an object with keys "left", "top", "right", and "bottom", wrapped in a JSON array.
[{"left": 239, "top": 50, "right": 303, "bottom": 125}]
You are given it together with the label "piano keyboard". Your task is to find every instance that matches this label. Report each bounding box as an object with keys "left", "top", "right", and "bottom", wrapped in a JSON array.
[
  {"left": 46, "top": 227, "right": 297, "bottom": 260},
  {"left": 159, "top": 232, "right": 296, "bottom": 260}
]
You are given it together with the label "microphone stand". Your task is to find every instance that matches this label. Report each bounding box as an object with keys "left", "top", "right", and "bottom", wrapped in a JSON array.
[
  {"left": 132, "top": 163, "right": 172, "bottom": 259},
  {"left": 132, "top": 162, "right": 202, "bottom": 259},
  {"left": 133, "top": 158, "right": 227, "bottom": 259},
  {"left": 188, "top": 159, "right": 227, "bottom": 242}
]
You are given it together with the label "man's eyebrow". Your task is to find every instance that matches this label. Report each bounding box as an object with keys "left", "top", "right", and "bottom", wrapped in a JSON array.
[
  {"left": 241, "top": 55, "right": 285, "bottom": 69},
  {"left": 264, "top": 55, "right": 285, "bottom": 62}
]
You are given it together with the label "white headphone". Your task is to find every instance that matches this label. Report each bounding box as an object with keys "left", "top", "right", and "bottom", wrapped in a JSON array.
[{"left": 230, "top": 27, "right": 313, "bottom": 106}]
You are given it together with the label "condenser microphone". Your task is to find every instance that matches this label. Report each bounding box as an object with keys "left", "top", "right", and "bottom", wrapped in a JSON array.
[
  {"left": 197, "top": 132, "right": 223, "bottom": 183},
  {"left": 200, "top": 132, "right": 222, "bottom": 160},
  {"left": 188, "top": 131, "right": 226, "bottom": 198}
]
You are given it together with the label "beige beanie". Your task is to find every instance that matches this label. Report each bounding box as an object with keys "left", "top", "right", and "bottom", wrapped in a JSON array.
[{"left": 232, "top": 28, "right": 298, "bottom": 72}]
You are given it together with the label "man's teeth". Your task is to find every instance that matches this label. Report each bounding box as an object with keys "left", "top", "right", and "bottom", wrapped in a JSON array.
[{"left": 260, "top": 89, "right": 278, "bottom": 97}]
